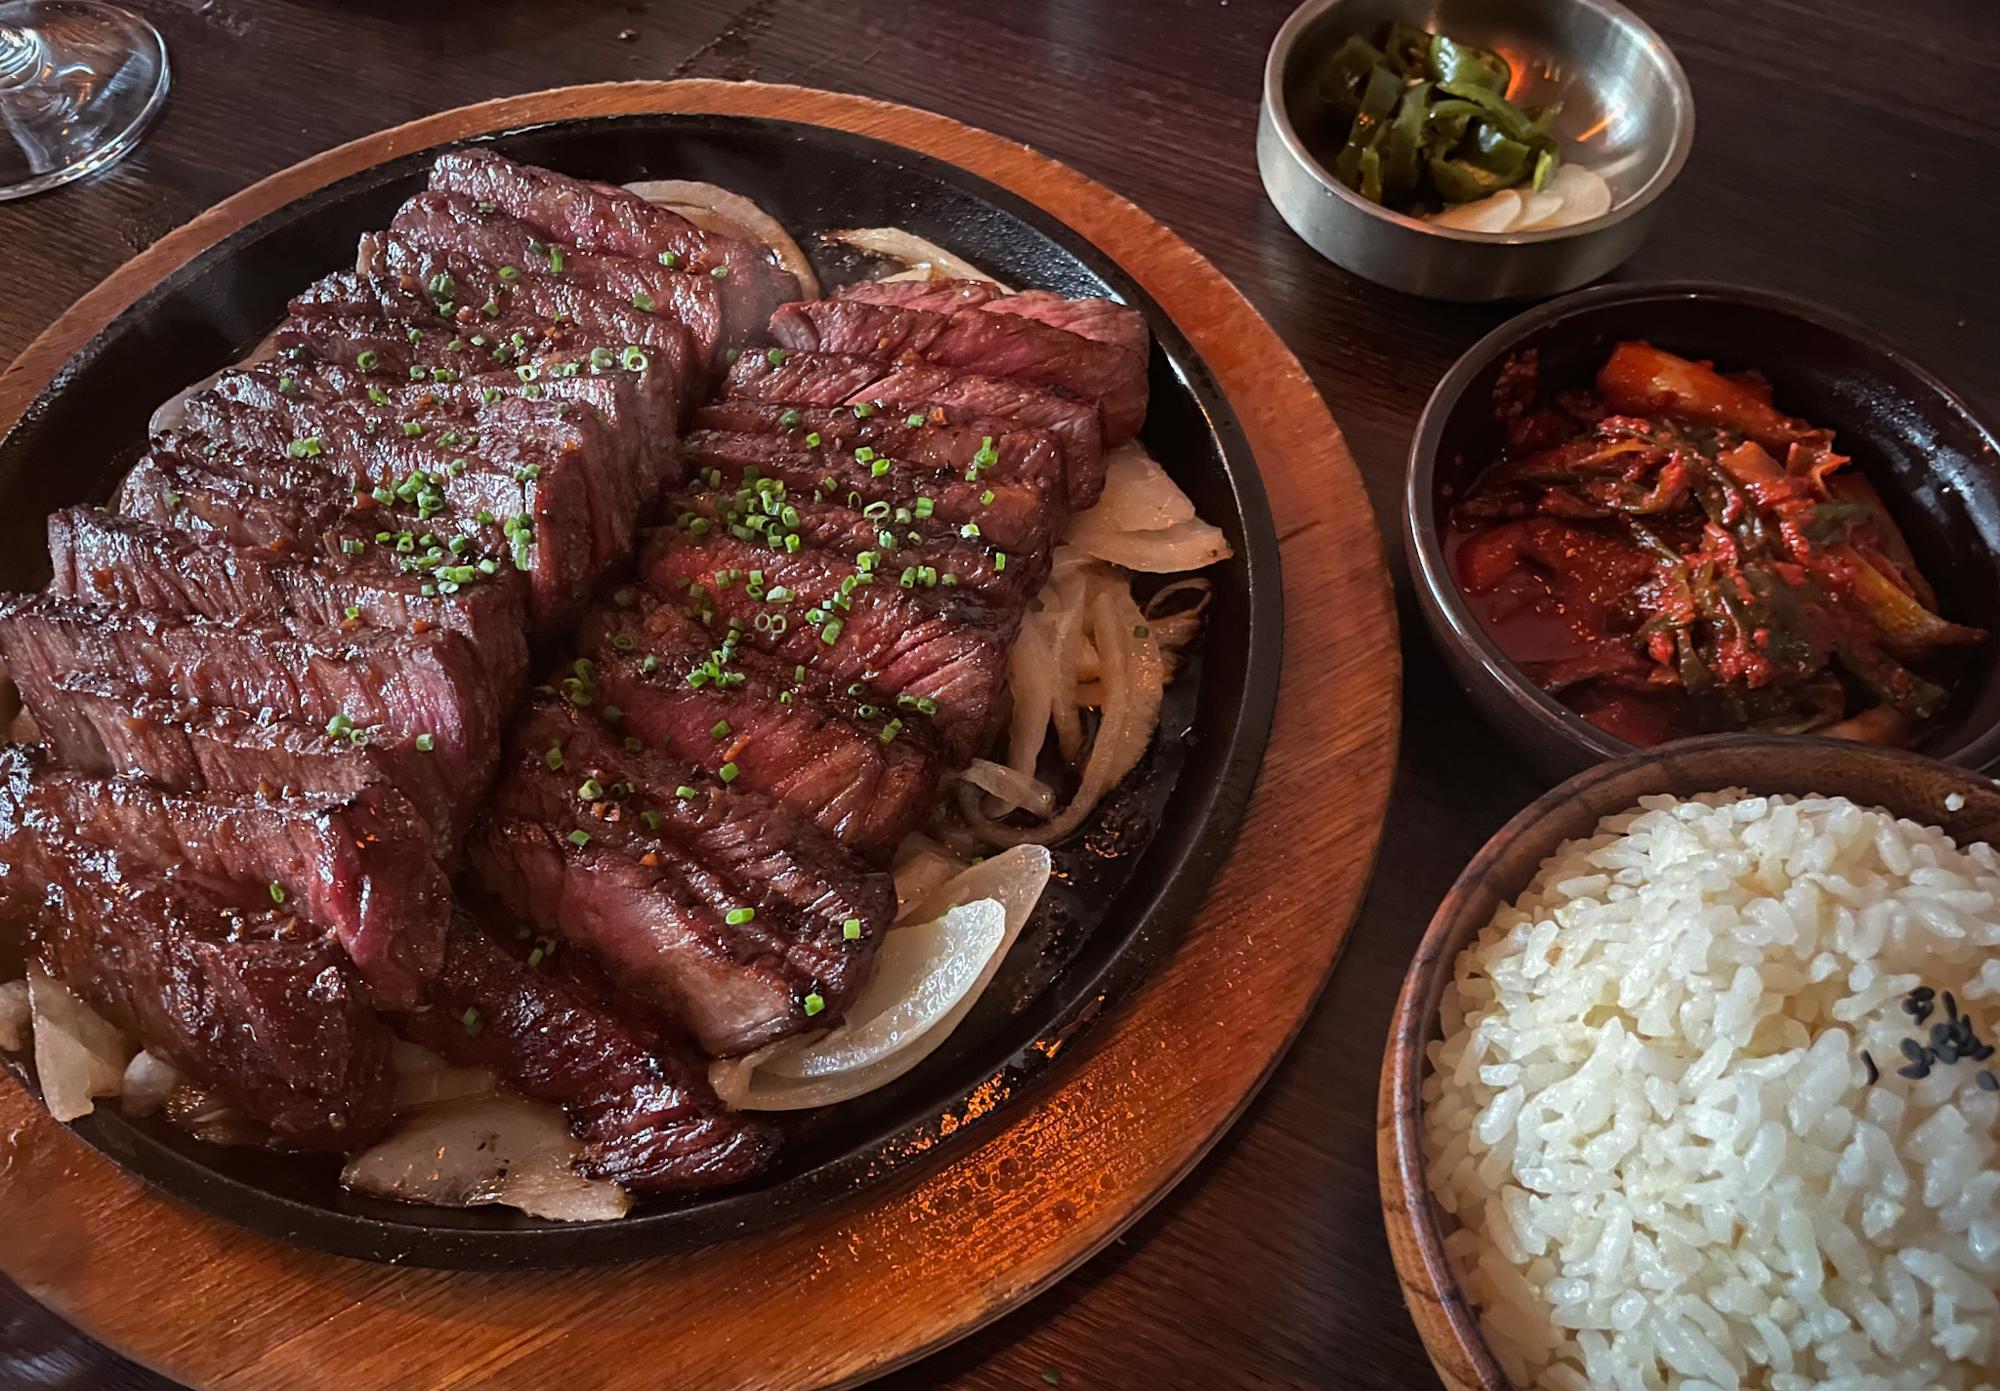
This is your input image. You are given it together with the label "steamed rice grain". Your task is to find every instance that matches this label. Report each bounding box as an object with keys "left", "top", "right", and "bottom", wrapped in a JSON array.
[{"left": 1424, "top": 792, "right": 2000, "bottom": 1390}]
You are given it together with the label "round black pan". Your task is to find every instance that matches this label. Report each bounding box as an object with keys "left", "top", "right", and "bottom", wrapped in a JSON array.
[{"left": 0, "top": 113, "right": 1282, "bottom": 1267}]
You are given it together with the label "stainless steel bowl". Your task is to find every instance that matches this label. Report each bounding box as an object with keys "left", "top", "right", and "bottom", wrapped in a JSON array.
[{"left": 1257, "top": 0, "right": 1694, "bottom": 301}]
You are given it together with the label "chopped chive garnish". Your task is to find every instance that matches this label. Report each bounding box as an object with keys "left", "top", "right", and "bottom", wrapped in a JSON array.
[
  {"left": 843, "top": 918, "right": 863, "bottom": 940},
  {"left": 268, "top": 881, "right": 286, "bottom": 905},
  {"left": 568, "top": 829, "right": 591, "bottom": 846},
  {"left": 718, "top": 762, "right": 740, "bottom": 783},
  {"left": 415, "top": 733, "right": 436, "bottom": 752},
  {"left": 802, "top": 992, "right": 825, "bottom": 1017},
  {"left": 725, "top": 907, "right": 755, "bottom": 926},
  {"left": 579, "top": 778, "right": 604, "bottom": 801}
]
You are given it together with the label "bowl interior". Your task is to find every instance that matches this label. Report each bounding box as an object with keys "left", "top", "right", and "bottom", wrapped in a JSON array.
[
  {"left": 1384, "top": 733, "right": 2000, "bottom": 1390},
  {"left": 1412, "top": 284, "right": 2000, "bottom": 770},
  {"left": 1273, "top": 0, "right": 1686, "bottom": 219},
  {"left": 0, "top": 114, "right": 1282, "bottom": 1266}
]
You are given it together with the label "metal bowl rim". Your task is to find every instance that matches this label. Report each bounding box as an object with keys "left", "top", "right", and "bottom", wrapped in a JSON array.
[{"left": 1259, "top": 0, "right": 1695, "bottom": 246}]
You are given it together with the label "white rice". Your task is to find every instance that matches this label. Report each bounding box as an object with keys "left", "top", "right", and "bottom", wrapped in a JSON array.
[{"left": 1423, "top": 792, "right": 2000, "bottom": 1390}]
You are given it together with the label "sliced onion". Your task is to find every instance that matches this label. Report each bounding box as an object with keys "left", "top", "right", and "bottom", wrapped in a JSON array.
[
  {"left": 963, "top": 580, "right": 1164, "bottom": 847},
  {"left": 712, "top": 847, "right": 1052, "bottom": 1111},
  {"left": 390, "top": 1039, "right": 450, "bottom": 1075},
  {"left": 163, "top": 1086, "right": 262, "bottom": 1148},
  {"left": 623, "top": 179, "right": 820, "bottom": 298},
  {"left": 393, "top": 1065, "right": 500, "bottom": 1113},
  {"left": 342, "top": 1093, "right": 630, "bottom": 1222},
  {"left": 962, "top": 758, "right": 1056, "bottom": 818},
  {"left": 1041, "top": 569, "right": 1089, "bottom": 760},
  {"left": 767, "top": 900, "right": 1005, "bottom": 1080},
  {"left": 1089, "top": 444, "right": 1199, "bottom": 532},
  {"left": 901, "top": 844, "right": 1055, "bottom": 933},
  {"left": 820, "top": 227, "right": 1008, "bottom": 288},
  {"left": 1062, "top": 448, "right": 1232, "bottom": 572},
  {"left": 1065, "top": 513, "right": 1232, "bottom": 572},
  {"left": 891, "top": 834, "right": 968, "bottom": 919},
  {"left": 148, "top": 325, "right": 281, "bottom": 435},
  {"left": 0, "top": 979, "right": 28, "bottom": 1051},
  {"left": 120, "top": 1050, "right": 185, "bottom": 1118},
  {"left": 1003, "top": 613, "right": 1056, "bottom": 775},
  {"left": 28, "top": 965, "right": 132, "bottom": 1122}
]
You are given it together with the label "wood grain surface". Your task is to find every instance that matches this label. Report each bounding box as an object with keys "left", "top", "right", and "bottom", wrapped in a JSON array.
[
  {"left": 0, "top": 1, "right": 1995, "bottom": 1388},
  {"left": 0, "top": 74, "right": 1402, "bottom": 1391}
]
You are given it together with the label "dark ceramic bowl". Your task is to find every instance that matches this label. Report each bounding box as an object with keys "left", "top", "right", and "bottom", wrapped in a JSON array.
[
  {"left": 0, "top": 114, "right": 1282, "bottom": 1267},
  {"left": 1405, "top": 281, "right": 2000, "bottom": 778}
]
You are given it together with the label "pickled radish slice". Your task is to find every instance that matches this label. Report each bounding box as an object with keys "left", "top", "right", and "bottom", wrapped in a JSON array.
[
  {"left": 1427, "top": 188, "right": 1521, "bottom": 233},
  {"left": 1520, "top": 165, "right": 1612, "bottom": 230}
]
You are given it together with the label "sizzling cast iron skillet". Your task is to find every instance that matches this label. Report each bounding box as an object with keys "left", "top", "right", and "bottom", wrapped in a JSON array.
[{"left": 0, "top": 113, "right": 1282, "bottom": 1267}]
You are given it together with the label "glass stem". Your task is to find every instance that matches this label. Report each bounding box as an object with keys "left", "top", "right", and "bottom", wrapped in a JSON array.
[
  {"left": 0, "top": 23, "right": 60, "bottom": 173},
  {"left": 0, "top": 24, "right": 44, "bottom": 87}
]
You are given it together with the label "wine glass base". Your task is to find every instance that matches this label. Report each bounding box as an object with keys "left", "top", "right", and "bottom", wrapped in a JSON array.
[{"left": 0, "top": 0, "right": 169, "bottom": 201}]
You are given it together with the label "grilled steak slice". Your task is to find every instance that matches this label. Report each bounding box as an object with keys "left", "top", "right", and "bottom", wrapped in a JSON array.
[
  {"left": 44, "top": 677, "right": 470, "bottom": 852},
  {"left": 426, "top": 148, "right": 799, "bottom": 361},
  {"left": 685, "top": 406, "right": 1065, "bottom": 554},
  {"left": 48, "top": 507, "right": 529, "bottom": 690},
  {"left": 154, "top": 415, "right": 592, "bottom": 637},
  {"left": 0, "top": 594, "right": 501, "bottom": 803},
  {"left": 836, "top": 279, "right": 1151, "bottom": 360},
  {"left": 636, "top": 531, "right": 1014, "bottom": 759},
  {"left": 388, "top": 191, "right": 730, "bottom": 369},
  {"left": 187, "top": 362, "right": 633, "bottom": 580},
  {"left": 770, "top": 299, "right": 1147, "bottom": 442},
  {"left": 398, "top": 912, "right": 775, "bottom": 1191},
  {"left": 470, "top": 817, "right": 803, "bottom": 1057},
  {"left": 511, "top": 698, "right": 893, "bottom": 946},
  {"left": 364, "top": 229, "right": 704, "bottom": 397},
  {"left": 21, "top": 834, "right": 396, "bottom": 1149},
  {"left": 982, "top": 289, "right": 1150, "bottom": 361},
  {"left": 831, "top": 278, "right": 1007, "bottom": 314},
  {"left": 119, "top": 437, "right": 373, "bottom": 550},
  {"left": 573, "top": 601, "right": 944, "bottom": 859},
  {"left": 0, "top": 745, "right": 448, "bottom": 1006},
  {"left": 724, "top": 350, "right": 1105, "bottom": 507},
  {"left": 280, "top": 268, "right": 692, "bottom": 447},
  {"left": 672, "top": 487, "right": 1039, "bottom": 606}
]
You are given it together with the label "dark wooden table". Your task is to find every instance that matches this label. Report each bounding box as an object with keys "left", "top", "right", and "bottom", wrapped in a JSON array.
[{"left": 2, "top": 1, "right": 1995, "bottom": 1386}]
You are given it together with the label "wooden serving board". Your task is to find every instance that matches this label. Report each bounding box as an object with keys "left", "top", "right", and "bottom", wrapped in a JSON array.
[{"left": 0, "top": 81, "right": 1399, "bottom": 1390}]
